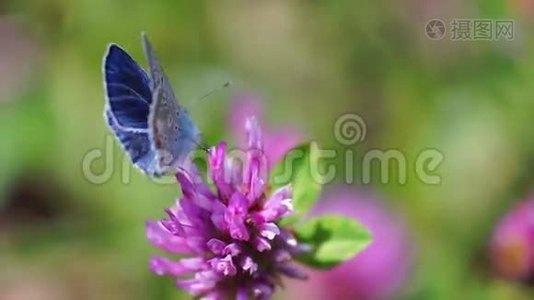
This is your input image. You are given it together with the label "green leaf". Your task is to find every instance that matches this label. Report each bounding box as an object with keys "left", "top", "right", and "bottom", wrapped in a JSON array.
[
  {"left": 270, "top": 142, "right": 323, "bottom": 225},
  {"left": 294, "top": 215, "right": 372, "bottom": 269}
]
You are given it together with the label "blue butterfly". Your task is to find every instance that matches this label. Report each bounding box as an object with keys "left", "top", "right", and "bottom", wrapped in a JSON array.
[{"left": 103, "top": 33, "right": 201, "bottom": 177}]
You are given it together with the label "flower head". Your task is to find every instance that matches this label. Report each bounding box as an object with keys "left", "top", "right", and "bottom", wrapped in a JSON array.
[
  {"left": 491, "top": 197, "right": 534, "bottom": 282},
  {"left": 146, "top": 117, "right": 306, "bottom": 299}
]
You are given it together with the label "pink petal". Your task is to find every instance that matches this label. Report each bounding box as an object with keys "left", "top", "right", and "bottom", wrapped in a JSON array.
[
  {"left": 259, "top": 222, "right": 280, "bottom": 240},
  {"left": 145, "top": 221, "right": 192, "bottom": 254},
  {"left": 150, "top": 256, "right": 203, "bottom": 276},
  {"left": 260, "top": 184, "right": 293, "bottom": 221}
]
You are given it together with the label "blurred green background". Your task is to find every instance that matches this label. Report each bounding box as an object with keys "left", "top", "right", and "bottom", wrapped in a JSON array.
[{"left": 1, "top": 0, "right": 534, "bottom": 299}]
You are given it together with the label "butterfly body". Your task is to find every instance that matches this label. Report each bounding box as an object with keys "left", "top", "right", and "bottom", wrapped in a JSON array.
[{"left": 103, "top": 33, "right": 200, "bottom": 177}]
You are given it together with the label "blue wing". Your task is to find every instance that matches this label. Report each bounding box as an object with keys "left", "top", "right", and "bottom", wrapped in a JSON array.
[
  {"left": 105, "top": 110, "right": 156, "bottom": 173},
  {"left": 104, "top": 44, "right": 152, "bottom": 129}
]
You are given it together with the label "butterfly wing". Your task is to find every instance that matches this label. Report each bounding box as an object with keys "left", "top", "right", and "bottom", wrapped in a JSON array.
[
  {"left": 142, "top": 33, "right": 200, "bottom": 175},
  {"left": 104, "top": 44, "right": 152, "bottom": 129},
  {"left": 103, "top": 44, "right": 157, "bottom": 174},
  {"left": 105, "top": 110, "right": 156, "bottom": 173}
]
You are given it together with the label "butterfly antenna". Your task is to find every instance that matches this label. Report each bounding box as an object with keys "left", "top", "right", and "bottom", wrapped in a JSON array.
[
  {"left": 192, "top": 81, "right": 232, "bottom": 105},
  {"left": 190, "top": 137, "right": 210, "bottom": 153},
  {"left": 199, "top": 144, "right": 210, "bottom": 153}
]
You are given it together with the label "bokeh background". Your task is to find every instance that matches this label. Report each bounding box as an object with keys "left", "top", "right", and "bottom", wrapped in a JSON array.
[{"left": 1, "top": 0, "right": 534, "bottom": 299}]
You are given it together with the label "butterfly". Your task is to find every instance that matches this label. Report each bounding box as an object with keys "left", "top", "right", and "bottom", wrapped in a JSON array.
[{"left": 103, "top": 32, "right": 201, "bottom": 177}]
